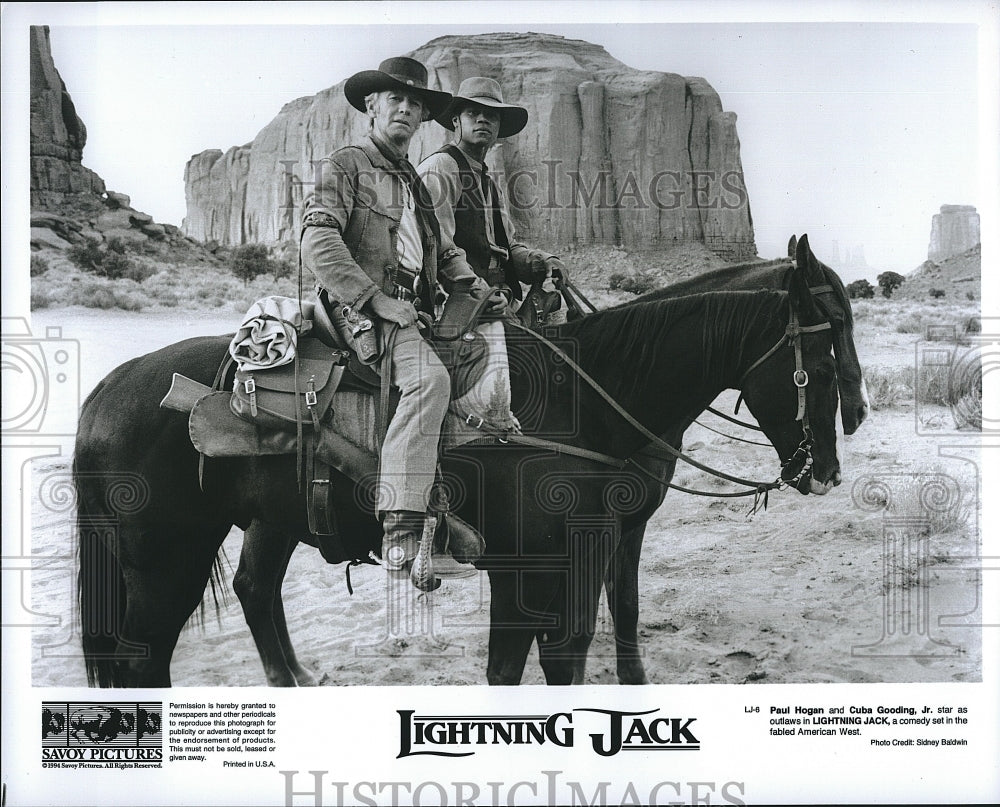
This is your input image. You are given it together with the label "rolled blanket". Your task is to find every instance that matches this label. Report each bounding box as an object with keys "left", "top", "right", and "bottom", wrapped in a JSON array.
[{"left": 229, "top": 296, "right": 314, "bottom": 370}]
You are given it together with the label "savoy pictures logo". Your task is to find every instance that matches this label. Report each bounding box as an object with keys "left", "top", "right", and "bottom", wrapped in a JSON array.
[
  {"left": 398, "top": 708, "right": 700, "bottom": 758},
  {"left": 41, "top": 702, "right": 163, "bottom": 768}
]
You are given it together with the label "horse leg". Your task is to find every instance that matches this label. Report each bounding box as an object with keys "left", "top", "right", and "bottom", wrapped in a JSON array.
[
  {"left": 536, "top": 531, "right": 615, "bottom": 685},
  {"left": 485, "top": 570, "right": 540, "bottom": 685},
  {"left": 233, "top": 520, "right": 308, "bottom": 687},
  {"left": 116, "top": 530, "right": 226, "bottom": 687},
  {"left": 605, "top": 524, "right": 649, "bottom": 684},
  {"left": 268, "top": 537, "right": 317, "bottom": 687}
]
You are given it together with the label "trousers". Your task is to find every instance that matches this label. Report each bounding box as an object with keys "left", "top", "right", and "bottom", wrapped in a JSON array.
[{"left": 377, "top": 325, "right": 450, "bottom": 514}]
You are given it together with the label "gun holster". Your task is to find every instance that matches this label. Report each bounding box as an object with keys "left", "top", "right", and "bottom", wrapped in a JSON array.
[{"left": 330, "top": 300, "right": 382, "bottom": 365}]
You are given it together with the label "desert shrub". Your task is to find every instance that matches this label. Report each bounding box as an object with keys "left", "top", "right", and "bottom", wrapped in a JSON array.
[
  {"left": 231, "top": 244, "right": 274, "bottom": 284},
  {"left": 30, "top": 288, "right": 54, "bottom": 309},
  {"left": 158, "top": 290, "right": 180, "bottom": 308},
  {"left": 608, "top": 271, "right": 657, "bottom": 295},
  {"left": 30, "top": 254, "right": 50, "bottom": 276},
  {"left": 864, "top": 366, "right": 913, "bottom": 410},
  {"left": 122, "top": 259, "right": 158, "bottom": 283},
  {"left": 100, "top": 249, "right": 133, "bottom": 280},
  {"left": 877, "top": 271, "right": 905, "bottom": 298},
  {"left": 72, "top": 278, "right": 149, "bottom": 311},
  {"left": 138, "top": 239, "right": 162, "bottom": 257},
  {"left": 893, "top": 312, "right": 926, "bottom": 334},
  {"left": 67, "top": 235, "right": 141, "bottom": 280},
  {"left": 67, "top": 237, "right": 105, "bottom": 272},
  {"left": 929, "top": 288, "right": 946, "bottom": 299},
  {"left": 913, "top": 345, "right": 981, "bottom": 429},
  {"left": 884, "top": 470, "right": 973, "bottom": 536},
  {"left": 915, "top": 361, "right": 951, "bottom": 406},
  {"left": 846, "top": 279, "right": 875, "bottom": 299}
]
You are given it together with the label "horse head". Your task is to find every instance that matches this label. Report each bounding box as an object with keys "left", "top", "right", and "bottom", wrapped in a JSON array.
[
  {"left": 739, "top": 256, "right": 842, "bottom": 495},
  {"left": 787, "top": 234, "right": 869, "bottom": 434}
]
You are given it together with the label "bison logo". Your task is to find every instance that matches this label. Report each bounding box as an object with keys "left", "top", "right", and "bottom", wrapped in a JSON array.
[
  {"left": 69, "top": 706, "right": 135, "bottom": 744},
  {"left": 138, "top": 708, "right": 161, "bottom": 738},
  {"left": 42, "top": 707, "right": 65, "bottom": 739}
]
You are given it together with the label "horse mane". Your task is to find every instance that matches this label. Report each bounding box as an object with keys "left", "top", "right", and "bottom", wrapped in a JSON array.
[
  {"left": 558, "top": 289, "right": 788, "bottom": 401},
  {"left": 817, "top": 259, "right": 855, "bottom": 329},
  {"left": 608, "top": 257, "right": 792, "bottom": 310}
]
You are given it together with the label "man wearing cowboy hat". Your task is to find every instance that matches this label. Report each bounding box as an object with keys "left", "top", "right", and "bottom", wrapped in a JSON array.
[
  {"left": 300, "top": 57, "right": 495, "bottom": 585},
  {"left": 418, "top": 76, "right": 566, "bottom": 309}
]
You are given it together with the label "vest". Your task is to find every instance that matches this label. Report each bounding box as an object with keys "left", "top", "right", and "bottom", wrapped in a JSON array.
[{"left": 436, "top": 144, "right": 522, "bottom": 301}]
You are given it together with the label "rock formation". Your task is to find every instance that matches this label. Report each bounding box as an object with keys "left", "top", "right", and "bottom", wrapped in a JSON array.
[
  {"left": 30, "top": 25, "right": 194, "bottom": 253},
  {"left": 184, "top": 32, "right": 756, "bottom": 259},
  {"left": 30, "top": 25, "right": 105, "bottom": 209},
  {"left": 928, "top": 205, "right": 980, "bottom": 263}
]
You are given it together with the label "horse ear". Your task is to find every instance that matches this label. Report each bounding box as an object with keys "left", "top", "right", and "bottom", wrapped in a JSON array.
[
  {"left": 789, "top": 253, "right": 821, "bottom": 322},
  {"left": 795, "top": 233, "right": 812, "bottom": 268},
  {"left": 787, "top": 235, "right": 798, "bottom": 257}
]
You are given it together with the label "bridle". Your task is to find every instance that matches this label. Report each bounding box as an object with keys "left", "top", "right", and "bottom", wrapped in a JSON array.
[
  {"left": 733, "top": 304, "right": 832, "bottom": 492},
  {"left": 458, "top": 297, "right": 833, "bottom": 511}
]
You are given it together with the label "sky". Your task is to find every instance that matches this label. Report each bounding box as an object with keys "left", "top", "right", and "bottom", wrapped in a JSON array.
[{"left": 6, "top": 1, "right": 998, "bottom": 278}]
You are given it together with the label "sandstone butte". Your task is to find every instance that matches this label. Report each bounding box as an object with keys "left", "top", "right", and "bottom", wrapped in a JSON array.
[{"left": 183, "top": 32, "right": 757, "bottom": 260}]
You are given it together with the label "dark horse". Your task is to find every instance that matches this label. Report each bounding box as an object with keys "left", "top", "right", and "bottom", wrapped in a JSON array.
[
  {"left": 591, "top": 234, "right": 869, "bottom": 684},
  {"left": 75, "top": 251, "right": 841, "bottom": 687}
]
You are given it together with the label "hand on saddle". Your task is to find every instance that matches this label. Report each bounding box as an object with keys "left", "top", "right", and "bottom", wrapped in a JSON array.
[
  {"left": 470, "top": 277, "right": 508, "bottom": 315},
  {"left": 529, "top": 253, "right": 566, "bottom": 283},
  {"left": 368, "top": 291, "right": 418, "bottom": 328}
]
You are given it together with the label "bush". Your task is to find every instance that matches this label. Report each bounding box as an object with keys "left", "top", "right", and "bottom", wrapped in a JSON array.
[
  {"left": 231, "top": 244, "right": 274, "bottom": 284},
  {"left": 68, "top": 237, "right": 105, "bottom": 272},
  {"left": 929, "top": 288, "right": 945, "bottom": 299},
  {"left": 122, "top": 260, "right": 158, "bottom": 283},
  {"left": 30, "top": 254, "right": 50, "bottom": 276},
  {"left": 67, "top": 235, "right": 144, "bottom": 280},
  {"left": 864, "top": 366, "right": 913, "bottom": 410},
  {"left": 608, "top": 271, "right": 657, "bottom": 295},
  {"left": 101, "top": 249, "right": 133, "bottom": 280},
  {"left": 76, "top": 280, "right": 148, "bottom": 311},
  {"left": 877, "top": 271, "right": 905, "bottom": 298},
  {"left": 846, "top": 279, "right": 875, "bottom": 299},
  {"left": 30, "top": 289, "right": 54, "bottom": 309}
]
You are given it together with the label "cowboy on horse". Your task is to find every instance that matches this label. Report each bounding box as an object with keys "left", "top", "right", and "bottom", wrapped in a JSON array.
[
  {"left": 417, "top": 76, "right": 567, "bottom": 324},
  {"left": 299, "top": 57, "right": 503, "bottom": 586}
]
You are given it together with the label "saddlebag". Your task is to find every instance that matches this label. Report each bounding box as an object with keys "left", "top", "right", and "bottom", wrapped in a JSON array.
[{"left": 230, "top": 338, "right": 349, "bottom": 432}]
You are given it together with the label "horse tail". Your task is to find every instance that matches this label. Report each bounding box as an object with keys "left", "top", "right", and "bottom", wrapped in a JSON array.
[{"left": 75, "top": 452, "right": 127, "bottom": 688}]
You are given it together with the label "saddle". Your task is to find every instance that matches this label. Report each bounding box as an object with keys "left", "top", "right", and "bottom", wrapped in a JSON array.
[{"left": 160, "top": 288, "right": 506, "bottom": 566}]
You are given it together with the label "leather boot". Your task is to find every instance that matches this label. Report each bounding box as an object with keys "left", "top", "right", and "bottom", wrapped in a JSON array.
[{"left": 381, "top": 510, "right": 423, "bottom": 576}]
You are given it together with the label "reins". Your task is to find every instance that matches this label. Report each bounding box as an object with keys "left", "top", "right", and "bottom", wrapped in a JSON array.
[
  {"left": 456, "top": 298, "right": 831, "bottom": 514},
  {"left": 564, "top": 274, "right": 837, "bottom": 443}
]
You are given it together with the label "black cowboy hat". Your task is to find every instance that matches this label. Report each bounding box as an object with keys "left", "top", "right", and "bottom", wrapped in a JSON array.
[
  {"left": 435, "top": 76, "right": 528, "bottom": 138},
  {"left": 343, "top": 56, "right": 452, "bottom": 121}
]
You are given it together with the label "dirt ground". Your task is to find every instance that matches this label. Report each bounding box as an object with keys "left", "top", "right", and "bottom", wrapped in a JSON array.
[{"left": 28, "top": 306, "right": 982, "bottom": 687}]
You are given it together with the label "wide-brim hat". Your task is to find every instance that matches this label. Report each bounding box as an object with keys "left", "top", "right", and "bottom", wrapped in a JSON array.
[
  {"left": 435, "top": 76, "right": 528, "bottom": 138},
  {"left": 344, "top": 57, "right": 452, "bottom": 121}
]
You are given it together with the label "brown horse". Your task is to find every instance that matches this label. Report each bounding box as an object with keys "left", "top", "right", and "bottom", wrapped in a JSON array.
[{"left": 75, "top": 251, "right": 843, "bottom": 686}]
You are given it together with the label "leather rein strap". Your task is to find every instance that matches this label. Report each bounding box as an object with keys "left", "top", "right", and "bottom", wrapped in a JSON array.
[{"left": 458, "top": 301, "right": 830, "bottom": 506}]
